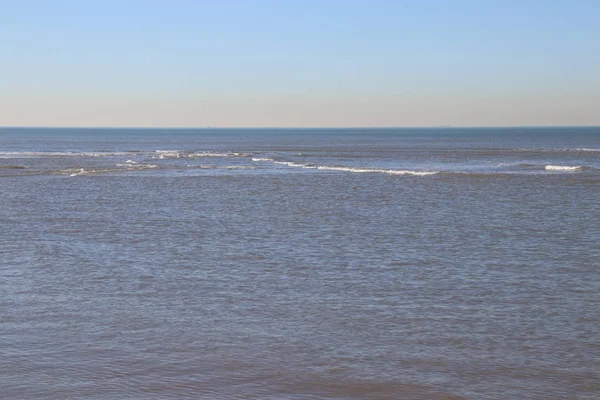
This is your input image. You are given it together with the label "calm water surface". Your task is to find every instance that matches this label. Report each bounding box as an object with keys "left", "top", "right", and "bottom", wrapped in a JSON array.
[{"left": 1, "top": 128, "right": 599, "bottom": 399}]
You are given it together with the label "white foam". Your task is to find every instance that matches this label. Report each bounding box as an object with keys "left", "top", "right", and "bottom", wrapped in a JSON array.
[
  {"left": 0, "top": 151, "right": 130, "bottom": 158},
  {"left": 517, "top": 147, "right": 600, "bottom": 153},
  {"left": 65, "top": 164, "right": 158, "bottom": 176},
  {"left": 69, "top": 168, "right": 86, "bottom": 177},
  {"left": 555, "top": 148, "right": 600, "bottom": 152},
  {"left": 273, "top": 161, "right": 311, "bottom": 168},
  {"left": 316, "top": 165, "right": 438, "bottom": 176},
  {"left": 153, "top": 150, "right": 249, "bottom": 159},
  {"left": 269, "top": 160, "right": 437, "bottom": 176},
  {"left": 116, "top": 163, "right": 158, "bottom": 169},
  {"left": 252, "top": 157, "right": 274, "bottom": 162},
  {"left": 153, "top": 150, "right": 180, "bottom": 159},
  {"left": 544, "top": 165, "right": 583, "bottom": 172},
  {"left": 226, "top": 166, "right": 255, "bottom": 170},
  {"left": 87, "top": 152, "right": 131, "bottom": 157},
  {"left": 187, "top": 152, "right": 249, "bottom": 158}
]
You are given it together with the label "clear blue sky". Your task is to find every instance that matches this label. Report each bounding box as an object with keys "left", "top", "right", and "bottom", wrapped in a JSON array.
[{"left": 2, "top": 0, "right": 599, "bottom": 127}]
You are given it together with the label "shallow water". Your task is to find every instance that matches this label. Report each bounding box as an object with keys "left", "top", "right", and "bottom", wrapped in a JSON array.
[{"left": 1, "top": 127, "right": 599, "bottom": 399}]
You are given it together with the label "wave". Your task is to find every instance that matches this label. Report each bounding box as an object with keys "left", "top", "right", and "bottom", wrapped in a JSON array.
[
  {"left": 152, "top": 150, "right": 180, "bottom": 159},
  {"left": 115, "top": 163, "right": 158, "bottom": 169},
  {"left": 67, "top": 168, "right": 114, "bottom": 177},
  {"left": 153, "top": 150, "right": 250, "bottom": 159},
  {"left": 496, "top": 162, "right": 538, "bottom": 169},
  {"left": 569, "top": 148, "right": 600, "bottom": 152},
  {"left": 516, "top": 147, "right": 600, "bottom": 153},
  {"left": 498, "top": 163, "right": 596, "bottom": 173},
  {"left": 272, "top": 161, "right": 310, "bottom": 168},
  {"left": 226, "top": 165, "right": 256, "bottom": 170},
  {"left": 263, "top": 160, "right": 596, "bottom": 177},
  {"left": 544, "top": 165, "right": 583, "bottom": 172},
  {"left": 259, "top": 159, "right": 438, "bottom": 176},
  {"left": 0, "top": 151, "right": 133, "bottom": 158},
  {"left": 191, "top": 152, "right": 249, "bottom": 157},
  {"left": 0, "top": 150, "right": 251, "bottom": 159},
  {"left": 515, "top": 163, "right": 538, "bottom": 169},
  {"left": 315, "top": 165, "right": 437, "bottom": 176},
  {"left": 67, "top": 163, "right": 159, "bottom": 176}
]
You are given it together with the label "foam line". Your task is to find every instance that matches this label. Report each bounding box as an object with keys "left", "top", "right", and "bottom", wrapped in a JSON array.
[{"left": 544, "top": 165, "right": 583, "bottom": 172}]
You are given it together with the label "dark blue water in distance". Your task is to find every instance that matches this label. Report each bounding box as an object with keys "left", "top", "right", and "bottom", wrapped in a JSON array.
[{"left": 1, "top": 127, "right": 599, "bottom": 399}]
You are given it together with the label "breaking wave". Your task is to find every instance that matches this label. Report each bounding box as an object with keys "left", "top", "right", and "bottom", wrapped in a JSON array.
[
  {"left": 115, "top": 163, "right": 158, "bottom": 169},
  {"left": 153, "top": 150, "right": 250, "bottom": 159},
  {"left": 516, "top": 147, "right": 600, "bottom": 153},
  {"left": 544, "top": 165, "right": 583, "bottom": 172},
  {"left": 257, "top": 159, "right": 437, "bottom": 176},
  {"left": 496, "top": 163, "right": 596, "bottom": 173},
  {"left": 67, "top": 163, "right": 159, "bottom": 176},
  {"left": 569, "top": 148, "right": 600, "bottom": 152},
  {"left": 0, "top": 150, "right": 251, "bottom": 159},
  {"left": 317, "top": 166, "right": 438, "bottom": 176},
  {"left": 67, "top": 168, "right": 115, "bottom": 177},
  {"left": 0, "top": 151, "right": 132, "bottom": 158}
]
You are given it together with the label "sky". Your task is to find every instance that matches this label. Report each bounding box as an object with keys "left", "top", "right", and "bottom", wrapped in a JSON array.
[{"left": 1, "top": 0, "right": 599, "bottom": 127}]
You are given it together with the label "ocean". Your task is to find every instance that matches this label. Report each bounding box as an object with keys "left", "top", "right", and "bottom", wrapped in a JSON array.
[{"left": 1, "top": 127, "right": 599, "bottom": 399}]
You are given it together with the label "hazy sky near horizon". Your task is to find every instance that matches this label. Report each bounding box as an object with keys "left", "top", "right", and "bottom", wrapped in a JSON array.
[{"left": 2, "top": 0, "right": 599, "bottom": 127}]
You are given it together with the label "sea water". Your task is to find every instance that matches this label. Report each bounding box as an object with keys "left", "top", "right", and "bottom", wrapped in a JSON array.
[{"left": 1, "top": 127, "right": 599, "bottom": 399}]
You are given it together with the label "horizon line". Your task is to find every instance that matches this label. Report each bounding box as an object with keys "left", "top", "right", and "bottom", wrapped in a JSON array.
[{"left": 1, "top": 125, "right": 599, "bottom": 130}]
